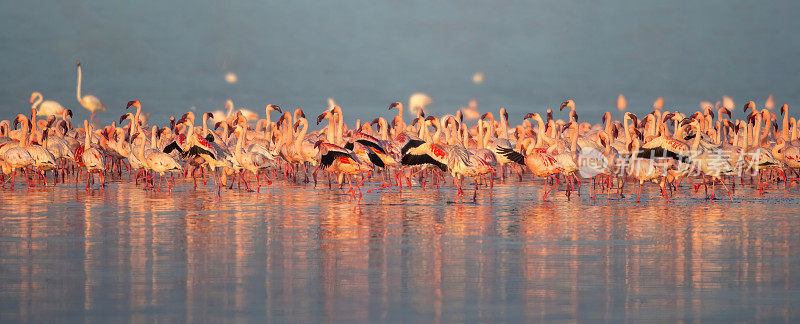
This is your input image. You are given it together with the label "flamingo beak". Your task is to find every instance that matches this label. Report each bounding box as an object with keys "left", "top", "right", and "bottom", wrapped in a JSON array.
[
  {"left": 316, "top": 112, "right": 327, "bottom": 125},
  {"left": 126, "top": 100, "right": 138, "bottom": 109}
]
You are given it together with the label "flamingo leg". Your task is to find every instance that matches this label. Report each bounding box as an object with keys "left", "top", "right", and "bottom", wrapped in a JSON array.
[
  {"left": 636, "top": 181, "right": 642, "bottom": 203},
  {"left": 473, "top": 179, "right": 478, "bottom": 202}
]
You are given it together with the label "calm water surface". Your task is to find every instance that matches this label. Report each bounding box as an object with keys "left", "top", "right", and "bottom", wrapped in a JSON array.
[{"left": 1, "top": 178, "right": 799, "bottom": 322}]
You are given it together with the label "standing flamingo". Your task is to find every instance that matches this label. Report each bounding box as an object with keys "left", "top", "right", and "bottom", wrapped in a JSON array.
[
  {"left": 30, "top": 92, "right": 65, "bottom": 117},
  {"left": 81, "top": 120, "right": 105, "bottom": 189},
  {"left": 76, "top": 61, "right": 106, "bottom": 124}
]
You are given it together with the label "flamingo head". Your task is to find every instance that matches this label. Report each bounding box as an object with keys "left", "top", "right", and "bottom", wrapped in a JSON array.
[
  {"left": 316, "top": 111, "right": 328, "bottom": 125},
  {"left": 388, "top": 102, "right": 401, "bottom": 110},
  {"left": 371, "top": 118, "right": 380, "bottom": 126},
  {"left": 13, "top": 114, "right": 30, "bottom": 130},
  {"left": 524, "top": 112, "right": 537, "bottom": 120},
  {"left": 267, "top": 104, "right": 282, "bottom": 113},
  {"left": 214, "top": 121, "right": 226, "bottom": 131},
  {"left": 500, "top": 107, "right": 508, "bottom": 122},
  {"left": 561, "top": 122, "right": 573, "bottom": 134},
  {"left": 663, "top": 112, "right": 675, "bottom": 121},
  {"left": 314, "top": 139, "right": 325, "bottom": 149},
  {"left": 781, "top": 104, "right": 788, "bottom": 116},
  {"left": 679, "top": 117, "right": 692, "bottom": 127},
  {"left": 29, "top": 92, "right": 40, "bottom": 104},
  {"left": 126, "top": 100, "right": 141, "bottom": 110},
  {"left": 637, "top": 115, "right": 649, "bottom": 128},
  {"left": 560, "top": 99, "right": 574, "bottom": 111},
  {"left": 743, "top": 101, "right": 756, "bottom": 113},
  {"left": 720, "top": 107, "right": 731, "bottom": 119}
]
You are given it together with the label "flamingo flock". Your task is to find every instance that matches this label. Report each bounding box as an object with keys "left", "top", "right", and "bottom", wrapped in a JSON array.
[{"left": 0, "top": 62, "right": 797, "bottom": 203}]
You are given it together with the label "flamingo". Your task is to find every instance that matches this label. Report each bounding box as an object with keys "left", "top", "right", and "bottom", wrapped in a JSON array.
[
  {"left": 627, "top": 133, "right": 669, "bottom": 203},
  {"left": 315, "top": 139, "right": 371, "bottom": 200},
  {"left": 80, "top": 120, "right": 105, "bottom": 189},
  {"left": 76, "top": 61, "right": 106, "bottom": 124},
  {"left": 30, "top": 92, "right": 65, "bottom": 117},
  {"left": 140, "top": 126, "right": 182, "bottom": 192}
]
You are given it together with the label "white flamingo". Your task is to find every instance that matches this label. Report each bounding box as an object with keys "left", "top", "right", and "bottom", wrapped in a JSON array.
[{"left": 76, "top": 61, "right": 106, "bottom": 124}]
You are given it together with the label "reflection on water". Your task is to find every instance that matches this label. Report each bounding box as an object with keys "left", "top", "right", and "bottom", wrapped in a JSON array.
[{"left": 1, "top": 180, "right": 799, "bottom": 322}]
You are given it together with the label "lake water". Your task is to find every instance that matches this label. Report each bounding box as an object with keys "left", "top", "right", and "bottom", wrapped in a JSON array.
[{"left": 1, "top": 178, "right": 799, "bottom": 322}]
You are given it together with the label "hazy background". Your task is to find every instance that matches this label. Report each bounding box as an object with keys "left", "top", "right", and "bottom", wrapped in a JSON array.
[{"left": 1, "top": 0, "right": 798, "bottom": 124}]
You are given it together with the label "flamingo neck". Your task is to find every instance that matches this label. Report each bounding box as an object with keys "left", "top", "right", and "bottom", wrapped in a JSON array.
[
  {"left": 32, "top": 95, "right": 42, "bottom": 110},
  {"left": 380, "top": 118, "right": 388, "bottom": 141},
  {"left": 202, "top": 114, "right": 209, "bottom": 137},
  {"left": 76, "top": 65, "right": 82, "bottom": 103},
  {"left": 431, "top": 120, "right": 441, "bottom": 144},
  {"left": 570, "top": 126, "right": 578, "bottom": 153},
  {"left": 783, "top": 109, "right": 790, "bottom": 141},
  {"left": 691, "top": 125, "right": 701, "bottom": 152},
  {"left": 236, "top": 127, "right": 245, "bottom": 154},
  {"left": 623, "top": 116, "right": 631, "bottom": 144},
  {"left": 187, "top": 124, "right": 194, "bottom": 142},
  {"left": 84, "top": 125, "right": 90, "bottom": 149},
  {"left": 478, "top": 120, "right": 485, "bottom": 149},
  {"left": 336, "top": 113, "right": 343, "bottom": 145},
  {"left": 150, "top": 127, "right": 157, "bottom": 149},
  {"left": 294, "top": 119, "right": 307, "bottom": 154},
  {"left": 753, "top": 117, "right": 761, "bottom": 147},
  {"left": 486, "top": 117, "right": 496, "bottom": 147}
]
